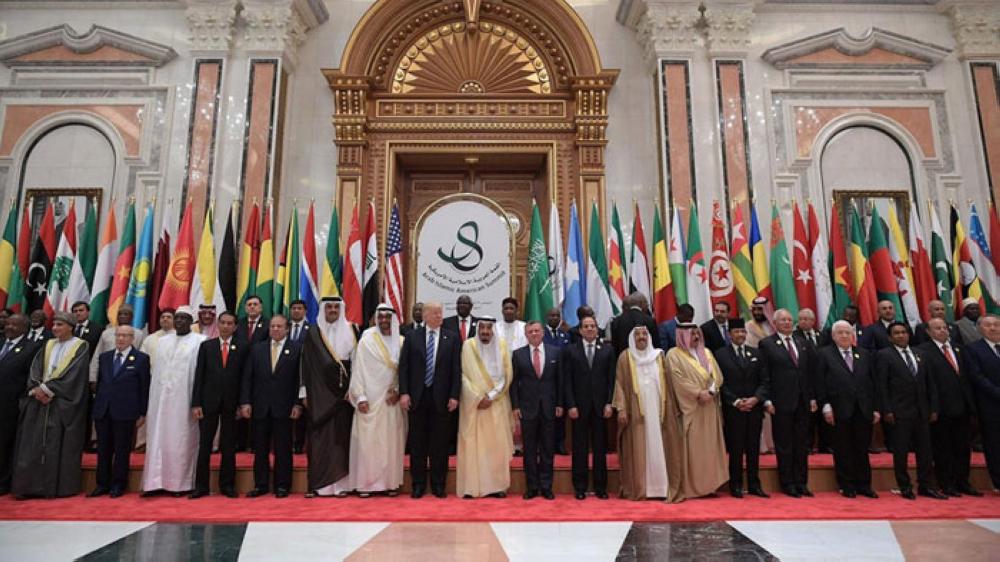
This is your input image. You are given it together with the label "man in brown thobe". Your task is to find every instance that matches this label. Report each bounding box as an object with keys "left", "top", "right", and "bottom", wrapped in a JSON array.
[{"left": 613, "top": 326, "right": 683, "bottom": 502}]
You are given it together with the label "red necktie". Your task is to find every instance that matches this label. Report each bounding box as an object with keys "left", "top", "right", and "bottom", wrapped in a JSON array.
[
  {"left": 943, "top": 343, "right": 959, "bottom": 373},
  {"left": 221, "top": 340, "right": 229, "bottom": 368},
  {"left": 460, "top": 318, "right": 467, "bottom": 341},
  {"left": 533, "top": 347, "right": 542, "bottom": 378}
]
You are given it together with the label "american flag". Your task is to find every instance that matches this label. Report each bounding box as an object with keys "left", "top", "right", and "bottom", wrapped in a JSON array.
[{"left": 384, "top": 202, "right": 405, "bottom": 321}]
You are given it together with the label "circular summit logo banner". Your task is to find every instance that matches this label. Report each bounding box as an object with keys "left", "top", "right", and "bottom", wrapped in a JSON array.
[{"left": 416, "top": 199, "right": 511, "bottom": 318}]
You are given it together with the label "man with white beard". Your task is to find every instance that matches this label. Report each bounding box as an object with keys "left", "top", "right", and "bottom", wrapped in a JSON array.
[
  {"left": 141, "top": 306, "right": 205, "bottom": 496},
  {"left": 347, "top": 304, "right": 406, "bottom": 496}
]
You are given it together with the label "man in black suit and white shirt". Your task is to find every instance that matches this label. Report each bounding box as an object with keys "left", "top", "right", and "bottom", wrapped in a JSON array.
[
  {"left": 191, "top": 311, "right": 249, "bottom": 498},
  {"left": 700, "top": 301, "right": 733, "bottom": 352},
  {"left": 0, "top": 315, "right": 39, "bottom": 494},
  {"left": 758, "top": 308, "right": 816, "bottom": 497},
  {"left": 717, "top": 318, "right": 769, "bottom": 498},
  {"left": 561, "top": 316, "right": 614, "bottom": 499},
  {"left": 918, "top": 318, "right": 981, "bottom": 496},
  {"left": 511, "top": 320, "right": 561, "bottom": 500},
  {"left": 400, "top": 302, "right": 424, "bottom": 338},
  {"left": 25, "top": 310, "right": 52, "bottom": 343},
  {"left": 442, "top": 294, "right": 478, "bottom": 343},
  {"left": 398, "top": 302, "right": 462, "bottom": 498},
  {"left": 860, "top": 300, "right": 897, "bottom": 352},
  {"left": 236, "top": 295, "right": 269, "bottom": 345},
  {"left": 240, "top": 315, "right": 302, "bottom": 498},
  {"left": 817, "top": 320, "right": 880, "bottom": 498},
  {"left": 875, "top": 321, "right": 946, "bottom": 500}
]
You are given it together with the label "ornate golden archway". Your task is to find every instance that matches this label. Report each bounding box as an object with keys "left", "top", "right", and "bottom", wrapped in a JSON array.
[{"left": 322, "top": 0, "right": 617, "bottom": 303}]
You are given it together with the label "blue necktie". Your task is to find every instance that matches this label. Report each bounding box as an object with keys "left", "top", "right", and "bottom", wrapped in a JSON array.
[
  {"left": 425, "top": 330, "right": 436, "bottom": 387},
  {"left": 0, "top": 341, "right": 11, "bottom": 360},
  {"left": 114, "top": 352, "right": 123, "bottom": 375}
]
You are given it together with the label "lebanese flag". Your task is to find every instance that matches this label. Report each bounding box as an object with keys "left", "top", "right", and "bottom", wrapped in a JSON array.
[
  {"left": 158, "top": 200, "right": 195, "bottom": 311},
  {"left": 791, "top": 201, "right": 816, "bottom": 313},
  {"left": 708, "top": 200, "right": 737, "bottom": 315},
  {"left": 342, "top": 203, "right": 364, "bottom": 325}
]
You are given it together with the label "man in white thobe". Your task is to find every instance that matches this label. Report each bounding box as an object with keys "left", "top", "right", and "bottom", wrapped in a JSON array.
[
  {"left": 141, "top": 306, "right": 205, "bottom": 494},
  {"left": 348, "top": 304, "right": 406, "bottom": 496},
  {"left": 497, "top": 297, "right": 528, "bottom": 351},
  {"left": 136, "top": 309, "right": 173, "bottom": 449},
  {"left": 457, "top": 316, "right": 514, "bottom": 498}
]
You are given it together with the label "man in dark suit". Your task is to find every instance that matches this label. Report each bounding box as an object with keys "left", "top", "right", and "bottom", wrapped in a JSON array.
[
  {"left": 568, "top": 306, "right": 608, "bottom": 344},
  {"left": 544, "top": 307, "right": 571, "bottom": 348},
  {"left": 0, "top": 314, "right": 39, "bottom": 494},
  {"left": 717, "top": 318, "right": 769, "bottom": 498},
  {"left": 817, "top": 320, "right": 880, "bottom": 498},
  {"left": 963, "top": 314, "right": 1000, "bottom": 491},
  {"left": 511, "top": 320, "right": 561, "bottom": 500},
  {"left": 658, "top": 304, "right": 694, "bottom": 352},
  {"left": 398, "top": 301, "right": 461, "bottom": 498},
  {"left": 400, "top": 301, "right": 424, "bottom": 338},
  {"left": 610, "top": 292, "right": 660, "bottom": 357},
  {"left": 819, "top": 304, "right": 864, "bottom": 348},
  {"left": 240, "top": 315, "right": 303, "bottom": 498},
  {"left": 287, "top": 300, "right": 310, "bottom": 343},
  {"left": 236, "top": 295, "right": 269, "bottom": 344},
  {"left": 876, "top": 322, "right": 946, "bottom": 500},
  {"left": 560, "top": 316, "right": 614, "bottom": 499},
  {"left": 72, "top": 300, "right": 104, "bottom": 452},
  {"left": 912, "top": 299, "right": 963, "bottom": 346},
  {"left": 860, "top": 300, "right": 897, "bottom": 352},
  {"left": 918, "top": 318, "right": 982, "bottom": 496},
  {"left": 191, "top": 311, "right": 248, "bottom": 499},
  {"left": 700, "top": 301, "right": 733, "bottom": 352},
  {"left": 89, "top": 325, "right": 150, "bottom": 498},
  {"left": 758, "top": 308, "right": 816, "bottom": 497},
  {"left": 795, "top": 308, "right": 831, "bottom": 454},
  {"left": 442, "top": 294, "right": 478, "bottom": 343},
  {"left": 25, "top": 310, "right": 52, "bottom": 343}
]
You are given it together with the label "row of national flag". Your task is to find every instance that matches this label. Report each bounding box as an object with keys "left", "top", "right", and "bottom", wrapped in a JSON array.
[
  {"left": 520, "top": 197, "right": 1000, "bottom": 329},
  {"left": 3, "top": 194, "right": 999, "bottom": 331}
]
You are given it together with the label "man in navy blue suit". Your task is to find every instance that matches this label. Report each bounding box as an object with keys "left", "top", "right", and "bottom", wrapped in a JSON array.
[
  {"left": 89, "top": 325, "right": 150, "bottom": 498},
  {"left": 963, "top": 314, "right": 1000, "bottom": 491},
  {"left": 511, "top": 320, "right": 562, "bottom": 500},
  {"left": 241, "top": 315, "right": 303, "bottom": 498}
]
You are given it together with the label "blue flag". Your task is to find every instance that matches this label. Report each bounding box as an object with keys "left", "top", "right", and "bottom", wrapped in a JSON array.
[
  {"left": 562, "top": 201, "right": 586, "bottom": 327},
  {"left": 127, "top": 203, "right": 155, "bottom": 329}
]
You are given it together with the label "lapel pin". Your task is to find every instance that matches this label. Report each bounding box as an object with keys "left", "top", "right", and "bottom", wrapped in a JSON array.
[
  {"left": 128, "top": 355, "right": 135, "bottom": 362},
  {"left": 854, "top": 353, "right": 860, "bottom": 359},
  {"left": 283, "top": 349, "right": 290, "bottom": 355},
  {"left": 231, "top": 344, "right": 236, "bottom": 350}
]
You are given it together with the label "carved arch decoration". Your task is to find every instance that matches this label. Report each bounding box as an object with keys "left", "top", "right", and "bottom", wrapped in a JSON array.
[{"left": 322, "top": 0, "right": 618, "bottom": 250}]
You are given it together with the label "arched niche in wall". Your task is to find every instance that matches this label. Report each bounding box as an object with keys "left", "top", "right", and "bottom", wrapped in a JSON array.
[{"left": 820, "top": 125, "right": 915, "bottom": 193}]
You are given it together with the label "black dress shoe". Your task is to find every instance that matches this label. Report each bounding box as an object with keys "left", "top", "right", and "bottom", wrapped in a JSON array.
[
  {"left": 488, "top": 492, "right": 507, "bottom": 499},
  {"left": 221, "top": 488, "right": 238, "bottom": 498},
  {"left": 109, "top": 489, "right": 124, "bottom": 499},
  {"left": 574, "top": 492, "right": 586, "bottom": 500},
  {"left": 858, "top": 489, "right": 879, "bottom": 499},
  {"left": 246, "top": 488, "right": 268, "bottom": 498},
  {"left": 87, "top": 487, "right": 109, "bottom": 498},
  {"left": 275, "top": 489, "right": 289, "bottom": 498},
  {"left": 189, "top": 490, "right": 209, "bottom": 499},
  {"left": 919, "top": 488, "right": 948, "bottom": 500},
  {"left": 958, "top": 485, "right": 984, "bottom": 497},
  {"left": 171, "top": 491, "right": 187, "bottom": 498},
  {"left": 729, "top": 488, "right": 744, "bottom": 498},
  {"left": 747, "top": 487, "right": 770, "bottom": 498},
  {"left": 596, "top": 491, "right": 609, "bottom": 500},
  {"left": 840, "top": 489, "right": 856, "bottom": 498},
  {"left": 782, "top": 488, "right": 801, "bottom": 498},
  {"left": 523, "top": 490, "right": 538, "bottom": 500},
  {"left": 799, "top": 487, "right": 814, "bottom": 497},
  {"left": 942, "top": 488, "right": 960, "bottom": 497},
  {"left": 0, "top": 488, "right": 10, "bottom": 496},
  {"left": 432, "top": 489, "right": 447, "bottom": 499},
  {"left": 901, "top": 488, "right": 916, "bottom": 500},
  {"left": 541, "top": 490, "right": 555, "bottom": 500},
  {"left": 411, "top": 487, "right": 424, "bottom": 499}
]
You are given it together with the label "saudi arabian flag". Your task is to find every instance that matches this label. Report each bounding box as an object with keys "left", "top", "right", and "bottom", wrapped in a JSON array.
[
  {"left": 586, "top": 201, "right": 614, "bottom": 328},
  {"left": 524, "top": 201, "right": 553, "bottom": 322}
]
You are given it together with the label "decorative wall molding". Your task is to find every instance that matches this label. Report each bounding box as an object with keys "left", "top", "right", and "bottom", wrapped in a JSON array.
[
  {"left": 942, "top": 1, "right": 1000, "bottom": 59},
  {"left": 635, "top": 2, "right": 703, "bottom": 61},
  {"left": 0, "top": 24, "right": 177, "bottom": 67},
  {"left": 239, "top": 0, "right": 328, "bottom": 68},
  {"left": 703, "top": 2, "right": 756, "bottom": 57},
  {"left": 184, "top": 0, "right": 238, "bottom": 52},
  {"left": 762, "top": 27, "right": 951, "bottom": 70}
]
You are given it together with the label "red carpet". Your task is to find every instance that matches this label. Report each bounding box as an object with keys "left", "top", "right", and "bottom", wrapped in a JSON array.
[
  {"left": 78, "top": 452, "right": 988, "bottom": 470},
  {"left": 1, "top": 491, "right": 997, "bottom": 523}
]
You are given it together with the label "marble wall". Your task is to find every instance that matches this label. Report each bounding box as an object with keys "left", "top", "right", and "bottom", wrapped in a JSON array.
[{"left": 0, "top": 0, "right": 996, "bottom": 253}]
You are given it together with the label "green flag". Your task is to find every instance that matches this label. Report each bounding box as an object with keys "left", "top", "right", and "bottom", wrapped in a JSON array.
[
  {"left": 586, "top": 201, "right": 615, "bottom": 327},
  {"left": 67, "top": 199, "right": 98, "bottom": 305},
  {"left": 867, "top": 205, "right": 903, "bottom": 319},
  {"left": 275, "top": 207, "right": 300, "bottom": 316},
  {"left": 928, "top": 204, "right": 954, "bottom": 321},
  {"left": 321, "top": 205, "right": 342, "bottom": 298},
  {"left": 525, "top": 201, "right": 553, "bottom": 322},
  {"left": 768, "top": 202, "right": 799, "bottom": 317},
  {"left": 0, "top": 204, "right": 17, "bottom": 310}
]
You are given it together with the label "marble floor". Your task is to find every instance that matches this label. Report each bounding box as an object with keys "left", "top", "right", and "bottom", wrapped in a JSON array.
[{"left": 0, "top": 520, "right": 998, "bottom": 561}]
